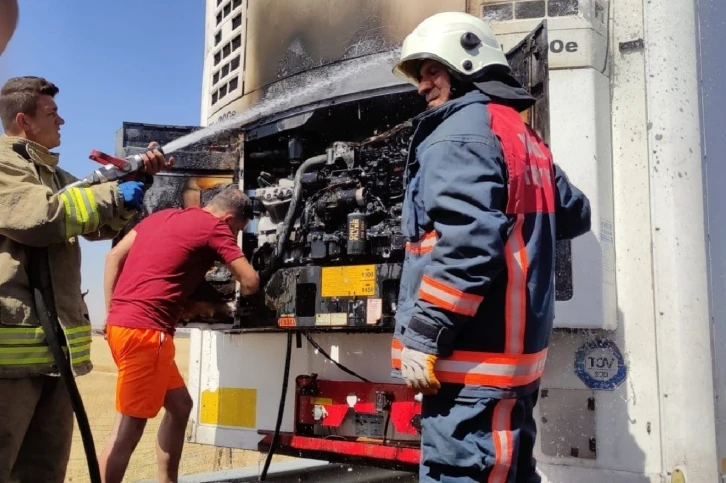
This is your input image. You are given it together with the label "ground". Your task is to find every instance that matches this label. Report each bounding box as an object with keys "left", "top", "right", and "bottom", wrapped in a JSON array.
[{"left": 65, "top": 335, "right": 290, "bottom": 483}]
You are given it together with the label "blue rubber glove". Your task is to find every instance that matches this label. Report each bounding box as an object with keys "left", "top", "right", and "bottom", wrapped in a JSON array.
[{"left": 118, "top": 181, "right": 145, "bottom": 210}]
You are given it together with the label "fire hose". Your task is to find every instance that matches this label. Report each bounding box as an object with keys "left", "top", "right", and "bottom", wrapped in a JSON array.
[{"left": 25, "top": 246, "right": 102, "bottom": 483}]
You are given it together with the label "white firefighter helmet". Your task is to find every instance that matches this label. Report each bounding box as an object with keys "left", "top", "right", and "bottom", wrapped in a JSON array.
[{"left": 393, "top": 11, "right": 509, "bottom": 86}]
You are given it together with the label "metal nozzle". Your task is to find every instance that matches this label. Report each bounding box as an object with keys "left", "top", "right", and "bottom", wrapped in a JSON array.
[{"left": 59, "top": 144, "right": 165, "bottom": 194}]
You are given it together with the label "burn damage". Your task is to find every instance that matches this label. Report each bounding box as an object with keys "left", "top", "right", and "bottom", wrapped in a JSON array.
[
  {"left": 114, "top": 123, "right": 241, "bottom": 324},
  {"left": 244, "top": 0, "right": 466, "bottom": 94},
  {"left": 113, "top": 20, "right": 571, "bottom": 330},
  {"left": 229, "top": 88, "right": 424, "bottom": 331}
]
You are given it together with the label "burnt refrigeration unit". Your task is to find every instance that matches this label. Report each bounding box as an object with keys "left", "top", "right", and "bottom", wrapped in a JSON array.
[
  {"left": 113, "top": 88, "right": 423, "bottom": 330},
  {"left": 113, "top": 22, "right": 567, "bottom": 335}
]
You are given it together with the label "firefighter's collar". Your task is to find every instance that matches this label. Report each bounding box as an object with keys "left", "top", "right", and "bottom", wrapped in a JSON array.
[
  {"left": 413, "top": 90, "right": 491, "bottom": 127},
  {"left": 2, "top": 135, "right": 60, "bottom": 169}
]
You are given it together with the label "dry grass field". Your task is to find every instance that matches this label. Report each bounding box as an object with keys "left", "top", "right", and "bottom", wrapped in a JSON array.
[{"left": 65, "top": 335, "right": 290, "bottom": 483}]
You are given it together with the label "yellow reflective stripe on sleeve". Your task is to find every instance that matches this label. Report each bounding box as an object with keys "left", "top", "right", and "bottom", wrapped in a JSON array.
[
  {"left": 70, "top": 344, "right": 91, "bottom": 364},
  {"left": 65, "top": 326, "right": 90, "bottom": 334},
  {"left": 65, "top": 325, "right": 92, "bottom": 364},
  {"left": 60, "top": 187, "right": 101, "bottom": 237},
  {"left": 78, "top": 187, "right": 100, "bottom": 233},
  {"left": 65, "top": 325, "right": 91, "bottom": 337},
  {"left": 0, "top": 327, "right": 46, "bottom": 345},
  {"left": 60, "top": 191, "right": 81, "bottom": 237}
]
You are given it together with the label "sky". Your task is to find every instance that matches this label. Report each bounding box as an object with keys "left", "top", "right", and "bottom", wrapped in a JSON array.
[{"left": 0, "top": 0, "right": 205, "bottom": 326}]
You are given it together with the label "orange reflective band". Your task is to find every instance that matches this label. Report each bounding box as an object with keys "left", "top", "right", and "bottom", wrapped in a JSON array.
[
  {"left": 391, "top": 338, "right": 547, "bottom": 388},
  {"left": 391, "top": 338, "right": 403, "bottom": 371},
  {"left": 406, "top": 231, "right": 437, "bottom": 255},
  {"left": 489, "top": 399, "right": 516, "bottom": 483},
  {"left": 419, "top": 275, "right": 483, "bottom": 316},
  {"left": 504, "top": 214, "right": 528, "bottom": 354}
]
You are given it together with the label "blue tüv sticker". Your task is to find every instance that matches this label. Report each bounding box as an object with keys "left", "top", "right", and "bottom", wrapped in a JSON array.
[{"left": 574, "top": 339, "right": 627, "bottom": 390}]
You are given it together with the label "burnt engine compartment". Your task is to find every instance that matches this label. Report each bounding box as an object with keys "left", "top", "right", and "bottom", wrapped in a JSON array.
[
  {"left": 236, "top": 91, "right": 423, "bottom": 330},
  {"left": 116, "top": 84, "right": 573, "bottom": 332}
]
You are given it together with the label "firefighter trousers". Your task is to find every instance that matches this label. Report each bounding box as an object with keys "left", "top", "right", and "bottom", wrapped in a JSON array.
[
  {"left": 419, "top": 390, "right": 540, "bottom": 483},
  {"left": 0, "top": 376, "right": 74, "bottom": 483}
]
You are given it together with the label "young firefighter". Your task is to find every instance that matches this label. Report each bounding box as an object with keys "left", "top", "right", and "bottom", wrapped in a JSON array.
[
  {"left": 99, "top": 187, "right": 260, "bottom": 483},
  {"left": 0, "top": 76, "right": 172, "bottom": 483},
  {"left": 389, "top": 13, "right": 592, "bottom": 482}
]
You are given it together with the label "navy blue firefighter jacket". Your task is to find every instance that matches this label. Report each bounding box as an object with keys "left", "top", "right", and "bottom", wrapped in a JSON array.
[{"left": 391, "top": 82, "right": 591, "bottom": 400}]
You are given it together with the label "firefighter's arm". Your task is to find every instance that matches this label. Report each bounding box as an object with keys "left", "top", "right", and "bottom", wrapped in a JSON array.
[
  {"left": 0, "top": 160, "right": 137, "bottom": 246},
  {"left": 82, "top": 213, "right": 136, "bottom": 242},
  {"left": 56, "top": 167, "right": 138, "bottom": 241},
  {"left": 401, "top": 137, "right": 509, "bottom": 356},
  {"left": 554, "top": 164, "right": 591, "bottom": 240}
]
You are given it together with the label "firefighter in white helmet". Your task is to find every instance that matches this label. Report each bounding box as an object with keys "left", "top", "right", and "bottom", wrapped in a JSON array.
[{"left": 390, "top": 12, "right": 591, "bottom": 482}]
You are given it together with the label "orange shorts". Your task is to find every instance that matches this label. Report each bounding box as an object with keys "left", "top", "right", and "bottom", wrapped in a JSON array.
[{"left": 106, "top": 325, "right": 186, "bottom": 419}]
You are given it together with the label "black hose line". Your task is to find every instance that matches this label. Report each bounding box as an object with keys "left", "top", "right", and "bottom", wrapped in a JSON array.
[
  {"left": 259, "top": 331, "right": 293, "bottom": 481},
  {"left": 25, "top": 246, "right": 101, "bottom": 483},
  {"left": 304, "top": 332, "right": 370, "bottom": 383}
]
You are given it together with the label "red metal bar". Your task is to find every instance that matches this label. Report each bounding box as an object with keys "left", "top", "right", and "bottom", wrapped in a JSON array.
[
  {"left": 260, "top": 432, "right": 421, "bottom": 465},
  {"left": 88, "top": 149, "right": 129, "bottom": 170},
  {"left": 289, "top": 435, "right": 421, "bottom": 464}
]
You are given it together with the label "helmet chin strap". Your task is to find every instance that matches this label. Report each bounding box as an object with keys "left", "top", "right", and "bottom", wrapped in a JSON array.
[{"left": 447, "top": 71, "right": 477, "bottom": 99}]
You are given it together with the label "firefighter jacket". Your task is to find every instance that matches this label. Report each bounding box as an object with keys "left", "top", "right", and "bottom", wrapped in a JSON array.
[
  {"left": 0, "top": 135, "right": 137, "bottom": 378},
  {"left": 391, "top": 86, "right": 591, "bottom": 400}
]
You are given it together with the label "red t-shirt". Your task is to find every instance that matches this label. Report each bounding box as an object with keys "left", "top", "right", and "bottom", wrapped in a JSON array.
[{"left": 106, "top": 207, "right": 244, "bottom": 334}]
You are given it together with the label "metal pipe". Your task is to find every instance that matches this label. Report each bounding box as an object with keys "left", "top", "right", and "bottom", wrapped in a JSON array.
[{"left": 260, "top": 153, "right": 328, "bottom": 283}]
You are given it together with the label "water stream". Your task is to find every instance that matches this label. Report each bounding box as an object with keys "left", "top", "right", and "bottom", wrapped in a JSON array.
[{"left": 161, "top": 50, "right": 401, "bottom": 155}]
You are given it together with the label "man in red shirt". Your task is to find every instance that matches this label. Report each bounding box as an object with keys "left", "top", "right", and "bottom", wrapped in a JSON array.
[{"left": 98, "top": 187, "right": 260, "bottom": 483}]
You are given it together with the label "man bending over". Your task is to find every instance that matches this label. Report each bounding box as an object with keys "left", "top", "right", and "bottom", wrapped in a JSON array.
[{"left": 99, "top": 188, "right": 260, "bottom": 483}]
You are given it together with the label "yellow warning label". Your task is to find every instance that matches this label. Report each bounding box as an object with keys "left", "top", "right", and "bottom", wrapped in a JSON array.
[
  {"left": 311, "top": 397, "right": 333, "bottom": 406},
  {"left": 200, "top": 387, "right": 257, "bottom": 428},
  {"left": 321, "top": 265, "right": 376, "bottom": 297}
]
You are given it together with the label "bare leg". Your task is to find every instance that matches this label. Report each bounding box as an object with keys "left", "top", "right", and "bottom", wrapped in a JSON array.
[
  {"left": 98, "top": 413, "right": 147, "bottom": 483},
  {"left": 156, "top": 386, "right": 193, "bottom": 483}
]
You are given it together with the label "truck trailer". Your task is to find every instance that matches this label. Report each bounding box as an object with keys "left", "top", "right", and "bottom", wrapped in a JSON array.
[{"left": 111, "top": 0, "right": 725, "bottom": 481}]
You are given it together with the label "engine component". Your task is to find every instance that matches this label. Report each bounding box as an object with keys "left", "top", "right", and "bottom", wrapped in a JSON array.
[
  {"left": 347, "top": 211, "right": 367, "bottom": 256},
  {"left": 252, "top": 125, "right": 409, "bottom": 271},
  {"left": 244, "top": 123, "right": 412, "bottom": 329}
]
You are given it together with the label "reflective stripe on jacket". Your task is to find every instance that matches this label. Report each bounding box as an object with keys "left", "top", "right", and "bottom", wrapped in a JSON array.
[
  {"left": 0, "top": 325, "right": 91, "bottom": 368},
  {"left": 0, "top": 135, "right": 137, "bottom": 378},
  {"left": 392, "top": 89, "right": 591, "bottom": 399}
]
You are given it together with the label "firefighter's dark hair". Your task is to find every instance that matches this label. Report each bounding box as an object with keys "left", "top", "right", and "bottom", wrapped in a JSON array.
[
  {"left": 208, "top": 187, "right": 253, "bottom": 221},
  {"left": 0, "top": 76, "right": 59, "bottom": 131}
]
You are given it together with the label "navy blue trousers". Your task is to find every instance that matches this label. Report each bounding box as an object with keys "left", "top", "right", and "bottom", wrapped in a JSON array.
[{"left": 419, "top": 390, "right": 540, "bottom": 483}]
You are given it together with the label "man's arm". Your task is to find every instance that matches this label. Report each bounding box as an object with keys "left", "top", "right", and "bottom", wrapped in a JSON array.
[
  {"left": 400, "top": 136, "right": 510, "bottom": 356},
  {"left": 554, "top": 164, "right": 591, "bottom": 240},
  {"left": 228, "top": 257, "right": 260, "bottom": 296},
  {"left": 104, "top": 228, "right": 137, "bottom": 312},
  {"left": 208, "top": 224, "right": 260, "bottom": 296}
]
